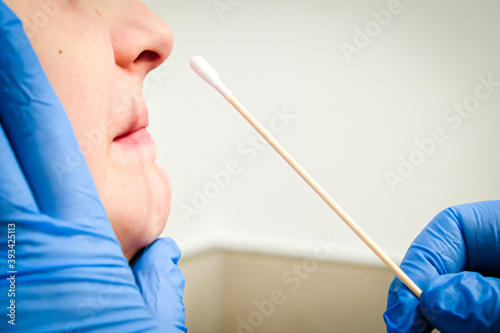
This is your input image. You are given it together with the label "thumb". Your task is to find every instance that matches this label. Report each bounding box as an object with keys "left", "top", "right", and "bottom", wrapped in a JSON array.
[{"left": 420, "top": 272, "right": 500, "bottom": 333}]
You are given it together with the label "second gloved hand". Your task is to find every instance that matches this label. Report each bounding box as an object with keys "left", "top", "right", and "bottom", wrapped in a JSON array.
[{"left": 384, "top": 201, "right": 500, "bottom": 333}]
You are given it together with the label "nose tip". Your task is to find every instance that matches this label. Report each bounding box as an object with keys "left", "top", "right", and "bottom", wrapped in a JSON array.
[
  {"left": 112, "top": 2, "right": 174, "bottom": 74},
  {"left": 133, "top": 28, "right": 174, "bottom": 72},
  {"left": 146, "top": 18, "right": 174, "bottom": 65}
]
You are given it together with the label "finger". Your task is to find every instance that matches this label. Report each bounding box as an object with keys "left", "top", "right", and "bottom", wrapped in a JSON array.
[
  {"left": 403, "top": 208, "right": 467, "bottom": 280},
  {"left": 421, "top": 272, "right": 500, "bottom": 333},
  {"left": 0, "top": 2, "right": 105, "bottom": 222},
  {"left": 0, "top": 123, "right": 38, "bottom": 217},
  {"left": 403, "top": 202, "right": 500, "bottom": 281},
  {"left": 384, "top": 207, "right": 469, "bottom": 333},
  {"left": 384, "top": 278, "right": 434, "bottom": 333},
  {"left": 449, "top": 201, "right": 500, "bottom": 275}
]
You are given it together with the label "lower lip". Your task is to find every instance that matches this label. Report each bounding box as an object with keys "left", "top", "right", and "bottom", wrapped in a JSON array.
[{"left": 113, "top": 128, "right": 154, "bottom": 146}]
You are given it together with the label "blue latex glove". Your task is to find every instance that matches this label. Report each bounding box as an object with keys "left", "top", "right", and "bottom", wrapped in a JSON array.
[
  {"left": 384, "top": 201, "right": 500, "bottom": 333},
  {"left": 131, "top": 238, "right": 187, "bottom": 332},
  {"left": 0, "top": 2, "right": 186, "bottom": 332}
]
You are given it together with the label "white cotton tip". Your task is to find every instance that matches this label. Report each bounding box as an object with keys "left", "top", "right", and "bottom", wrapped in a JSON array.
[{"left": 190, "top": 55, "right": 232, "bottom": 98}]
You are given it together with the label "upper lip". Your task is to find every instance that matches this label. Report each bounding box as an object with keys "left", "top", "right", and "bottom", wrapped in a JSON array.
[{"left": 113, "top": 107, "right": 149, "bottom": 141}]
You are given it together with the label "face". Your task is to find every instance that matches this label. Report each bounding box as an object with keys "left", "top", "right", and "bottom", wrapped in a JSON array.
[{"left": 5, "top": 0, "right": 174, "bottom": 260}]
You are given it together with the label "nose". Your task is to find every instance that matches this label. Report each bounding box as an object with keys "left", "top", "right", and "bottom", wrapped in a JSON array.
[{"left": 111, "top": 1, "right": 173, "bottom": 76}]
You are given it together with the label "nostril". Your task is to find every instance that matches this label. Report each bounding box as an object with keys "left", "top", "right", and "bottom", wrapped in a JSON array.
[{"left": 133, "top": 50, "right": 161, "bottom": 64}]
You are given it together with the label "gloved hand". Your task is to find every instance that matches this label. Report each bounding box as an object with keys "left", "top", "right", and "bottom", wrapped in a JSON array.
[
  {"left": 384, "top": 200, "right": 500, "bottom": 333},
  {"left": 0, "top": 2, "right": 186, "bottom": 332},
  {"left": 131, "top": 238, "right": 187, "bottom": 332}
]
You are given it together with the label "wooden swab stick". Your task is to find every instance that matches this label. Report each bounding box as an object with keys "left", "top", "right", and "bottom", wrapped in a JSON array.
[{"left": 190, "top": 55, "right": 422, "bottom": 298}]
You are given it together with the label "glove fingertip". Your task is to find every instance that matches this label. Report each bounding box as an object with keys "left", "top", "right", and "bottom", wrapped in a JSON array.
[
  {"left": 421, "top": 272, "right": 500, "bottom": 332},
  {"left": 384, "top": 302, "right": 433, "bottom": 333}
]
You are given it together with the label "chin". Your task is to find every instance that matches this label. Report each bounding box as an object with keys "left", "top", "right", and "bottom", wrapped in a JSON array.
[
  {"left": 154, "top": 163, "right": 172, "bottom": 228},
  {"left": 103, "top": 163, "right": 172, "bottom": 260},
  {"left": 136, "top": 163, "right": 172, "bottom": 250}
]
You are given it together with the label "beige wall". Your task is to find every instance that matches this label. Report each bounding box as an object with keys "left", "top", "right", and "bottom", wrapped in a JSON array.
[{"left": 180, "top": 250, "right": 395, "bottom": 333}]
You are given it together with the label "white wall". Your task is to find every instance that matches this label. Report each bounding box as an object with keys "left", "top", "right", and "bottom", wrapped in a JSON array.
[{"left": 143, "top": 0, "right": 500, "bottom": 265}]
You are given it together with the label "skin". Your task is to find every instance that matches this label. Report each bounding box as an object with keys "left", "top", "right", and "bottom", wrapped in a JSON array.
[{"left": 4, "top": 0, "right": 174, "bottom": 260}]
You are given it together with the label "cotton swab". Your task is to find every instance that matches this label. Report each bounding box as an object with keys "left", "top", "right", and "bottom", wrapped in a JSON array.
[{"left": 190, "top": 55, "right": 422, "bottom": 298}]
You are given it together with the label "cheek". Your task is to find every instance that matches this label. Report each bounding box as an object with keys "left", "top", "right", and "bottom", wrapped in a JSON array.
[
  {"left": 72, "top": 118, "right": 112, "bottom": 188},
  {"left": 29, "top": 23, "right": 116, "bottom": 186},
  {"left": 55, "top": 78, "right": 114, "bottom": 190}
]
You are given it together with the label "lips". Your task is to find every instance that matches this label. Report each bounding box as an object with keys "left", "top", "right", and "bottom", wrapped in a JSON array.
[{"left": 113, "top": 108, "right": 154, "bottom": 145}]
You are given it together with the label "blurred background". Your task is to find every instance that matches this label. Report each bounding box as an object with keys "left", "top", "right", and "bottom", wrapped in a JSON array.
[{"left": 142, "top": 0, "right": 500, "bottom": 332}]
